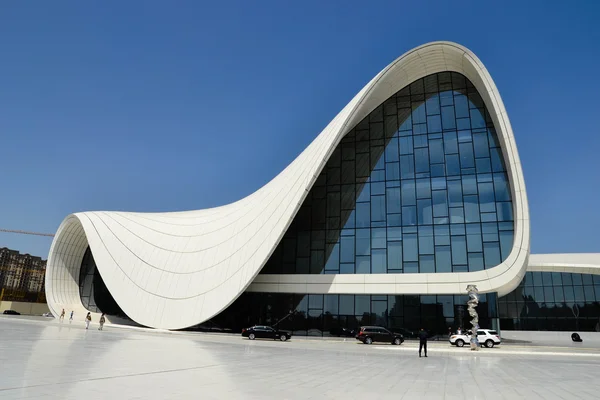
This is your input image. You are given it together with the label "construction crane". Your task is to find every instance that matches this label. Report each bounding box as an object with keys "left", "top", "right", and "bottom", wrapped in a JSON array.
[{"left": 0, "top": 228, "right": 54, "bottom": 238}]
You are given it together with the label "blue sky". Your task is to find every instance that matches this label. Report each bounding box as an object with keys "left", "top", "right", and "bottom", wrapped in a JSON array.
[{"left": 0, "top": 0, "right": 598, "bottom": 258}]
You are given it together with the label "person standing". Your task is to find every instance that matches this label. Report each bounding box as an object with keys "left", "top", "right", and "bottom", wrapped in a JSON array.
[
  {"left": 69, "top": 311, "right": 74, "bottom": 324},
  {"left": 59, "top": 309, "right": 65, "bottom": 322},
  {"left": 98, "top": 313, "right": 106, "bottom": 331},
  {"left": 418, "top": 328, "right": 428, "bottom": 357},
  {"left": 85, "top": 312, "right": 91, "bottom": 330},
  {"left": 457, "top": 327, "right": 462, "bottom": 335}
]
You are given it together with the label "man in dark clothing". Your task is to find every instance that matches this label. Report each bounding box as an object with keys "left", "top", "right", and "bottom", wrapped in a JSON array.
[{"left": 418, "top": 328, "right": 428, "bottom": 357}]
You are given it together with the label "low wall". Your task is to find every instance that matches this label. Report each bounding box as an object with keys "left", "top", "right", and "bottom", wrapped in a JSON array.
[
  {"left": 502, "top": 330, "right": 600, "bottom": 348},
  {"left": 0, "top": 301, "right": 49, "bottom": 316}
]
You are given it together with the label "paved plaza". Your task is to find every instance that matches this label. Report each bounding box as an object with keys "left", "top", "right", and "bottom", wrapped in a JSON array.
[{"left": 1, "top": 317, "right": 600, "bottom": 399}]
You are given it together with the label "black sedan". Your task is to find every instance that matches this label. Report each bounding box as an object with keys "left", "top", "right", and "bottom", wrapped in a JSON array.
[
  {"left": 3, "top": 310, "right": 20, "bottom": 315},
  {"left": 242, "top": 325, "right": 291, "bottom": 341}
]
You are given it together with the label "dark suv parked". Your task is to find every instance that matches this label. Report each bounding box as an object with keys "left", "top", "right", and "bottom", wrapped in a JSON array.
[
  {"left": 356, "top": 326, "right": 404, "bottom": 345},
  {"left": 241, "top": 325, "right": 291, "bottom": 341}
]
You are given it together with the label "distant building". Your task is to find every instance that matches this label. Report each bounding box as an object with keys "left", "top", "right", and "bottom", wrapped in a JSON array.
[{"left": 0, "top": 247, "right": 46, "bottom": 303}]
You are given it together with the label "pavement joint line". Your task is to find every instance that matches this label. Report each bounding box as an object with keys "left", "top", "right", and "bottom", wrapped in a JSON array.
[
  {"left": 0, "top": 363, "right": 223, "bottom": 392},
  {"left": 372, "top": 346, "right": 600, "bottom": 357}
]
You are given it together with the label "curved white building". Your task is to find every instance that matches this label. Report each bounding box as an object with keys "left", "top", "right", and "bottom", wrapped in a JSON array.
[{"left": 46, "top": 42, "right": 600, "bottom": 333}]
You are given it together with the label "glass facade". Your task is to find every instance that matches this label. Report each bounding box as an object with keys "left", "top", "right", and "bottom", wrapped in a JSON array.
[
  {"left": 498, "top": 272, "right": 600, "bottom": 332},
  {"left": 261, "top": 72, "right": 514, "bottom": 275},
  {"left": 195, "top": 292, "right": 498, "bottom": 337},
  {"left": 78, "top": 247, "right": 127, "bottom": 317}
]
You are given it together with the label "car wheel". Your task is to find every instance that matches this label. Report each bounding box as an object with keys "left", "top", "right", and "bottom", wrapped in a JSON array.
[
  {"left": 249, "top": 333, "right": 255, "bottom": 340},
  {"left": 280, "top": 334, "right": 287, "bottom": 342},
  {"left": 393, "top": 338, "right": 401, "bottom": 345},
  {"left": 485, "top": 339, "right": 494, "bottom": 348},
  {"left": 456, "top": 339, "right": 464, "bottom": 347},
  {"left": 364, "top": 337, "right": 373, "bottom": 344}
]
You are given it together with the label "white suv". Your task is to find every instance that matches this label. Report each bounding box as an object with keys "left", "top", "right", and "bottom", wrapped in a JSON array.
[{"left": 449, "top": 329, "right": 501, "bottom": 348}]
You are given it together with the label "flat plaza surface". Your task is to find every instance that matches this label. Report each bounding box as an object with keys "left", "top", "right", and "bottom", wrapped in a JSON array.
[{"left": 1, "top": 317, "right": 600, "bottom": 399}]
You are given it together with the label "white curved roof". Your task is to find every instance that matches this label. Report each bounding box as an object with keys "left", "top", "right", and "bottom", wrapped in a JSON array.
[{"left": 46, "top": 41, "right": 530, "bottom": 329}]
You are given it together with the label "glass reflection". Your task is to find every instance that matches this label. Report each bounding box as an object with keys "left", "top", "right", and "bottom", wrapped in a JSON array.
[{"left": 261, "top": 72, "right": 513, "bottom": 275}]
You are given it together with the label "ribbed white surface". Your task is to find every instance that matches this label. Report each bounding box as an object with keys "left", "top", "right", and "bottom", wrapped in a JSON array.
[{"left": 46, "top": 42, "right": 530, "bottom": 329}]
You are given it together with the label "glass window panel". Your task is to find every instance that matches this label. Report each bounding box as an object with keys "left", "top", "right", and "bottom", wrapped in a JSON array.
[
  {"left": 454, "top": 94, "right": 469, "bottom": 118},
  {"left": 418, "top": 233, "right": 434, "bottom": 255},
  {"left": 470, "top": 108, "right": 486, "bottom": 129},
  {"left": 441, "top": 106, "right": 456, "bottom": 130},
  {"left": 414, "top": 148, "right": 430, "bottom": 173},
  {"left": 459, "top": 142, "right": 475, "bottom": 169},
  {"left": 582, "top": 274, "right": 594, "bottom": 285},
  {"left": 400, "top": 155, "right": 415, "bottom": 179},
  {"left": 309, "top": 294, "right": 324, "bottom": 309},
  {"left": 402, "top": 206, "right": 417, "bottom": 226},
  {"left": 451, "top": 236, "right": 467, "bottom": 265},
  {"left": 325, "top": 243, "right": 340, "bottom": 271},
  {"left": 542, "top": 272, "right": 552, "bottom": 286},
  {"left": 435, "top": 246, "right": 452, "bottom": 272},
  {"left": 388, "top": 241, "right": 402, "bottom": 271},
  {"left": 464, "top": 195, "right": 480, "bottom": 223},
  {"left": 482, "top": 222, "right": 499, "bottom": 242},
  {"left": 388, "top": 213, "right": 402, "bottom": 227},
  {"left": 483, "top": 242, "right": 501, "bottom": 268},
  {"left": 340, "top": 236, "right": 355, "bottom": 263},
  {"left": 356, "top": 202, "right": 370, "bottom": 228},
  {"left": 416, "top": 178, "right": 431, "bottom": 199},
  {"left": 404, "top": 262, "right": 419, "bottom": 273},
  {"left": 372, "top": 249, "right": 386, "bottom": 274},
  {"left": 399, "top": 136, "right": 414, "bottom": 155},
  {"left": 372, "top": 228, "right": 387, "bottom": 249},
  {"left": 371, "top": 182, "right": 385, "bottom": 195},
  {"left": 449, "top": 207, "right": 464, "bottom": 223},
  {"left": 385, "top": 162, "right": 400, "bottom": 181},
  {"left": 472, "top": 132, "right": 490, "bottom": 158},
  {"left": 574, "top": 286, "right": 585, "bottom": 302},
  {"left": 490, "top": 148, "right": 505, "bottom": 172},
  {"left": 339, "top": 263, "right": 354, "bottom": 274},
  {"left": 493, "top": 174, "right": 510, "bottom": 201},
  {"left": 427, "top": 115, "right": 442, "bottom": 132},
  {"left": 355, "top": 295, "right": 370, "bottom": 316},
  {"left": 420, "top": 255, "right": 435, "bottom": 273},
  {"left": 324, "top": 295, "right": 338, "bottom": 314},
  {"left": 499, "top": 230, "right": 513, "bottom": 261},
  {"left": 572, "top": 274, "right": 583, "bottom": 286},
  {"left": 387, "top": 226, "right": 402, "bottom": 241},
  {"left": 357, "top": 183, "right": 370, "bottom": 202},
  {"left": 432, "top": 190, "right": 448, "bottom": 217},
  {"left": 386, "top": 187, "right": 401, "bottom": 214},
  {"left": 468, "top": 252, "right": 484, "bottom": 272},
  {"left": 553, "top": 287, "right": 565, "bottom": 303},
  {"left": 446, "top": 154, "right": 460, "bottom": 176},
  {"left": 478, "top": 182, "right": 496, "bottom": 213},
  {"left": 497, "top": 202, "right": 513, "bottom": 221},
  {"left": 403, "top": 233, "right": 418, "bottom": 262},
  {"left": 401, "top": 180, "right": 416, "bottom": 206},
  {"left": 371, "top": 196, "right": 386, "bottom": 222},
  {"left": 563, "top": 286, "right": 575, "bottom": 302},
  {"left": 476, "top": 158, "right": 492, "bottom": 174},
  {"left": 562, "top": 273, "right": 573, "bottom": 286},
  {"left": 356, "top": 256, "right": 370, "bottom": 274},
  {"left": 462, "top": 175, "right": 478, "bottom": 195},
  {"left": 417, "top": 199, "right": 433, "bottom": 225},
  {"left": 428, "top": 139, "right": 444, "bottom": 164},
  {"left": 385, "top": 138, "right": 399, "bottom": 162},
  {"left": 339, "top": 295, "right": 354, "bottom": 315},
  {"left": 447, "top": 179, "right": 463, "bottom": 207},
  {"left": 356, "top": 228, "right": 370, "bottom": 256}
]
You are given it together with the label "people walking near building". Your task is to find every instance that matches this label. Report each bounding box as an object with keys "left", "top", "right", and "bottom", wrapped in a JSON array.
[
  {"left": 418, "top": 328, "right": 428, "bottom": 357},
  {"left": 85, "top": 312, "right": 91, "bottom": 329},
  {"left": 59, "top": 309, "right": 65, "bottom": 322},
  {"left": 98, "top": 313, "right": 106, "bottom": 331},
  {"left": 69, "top": 311, "right": 74, "bottom": 324}
]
